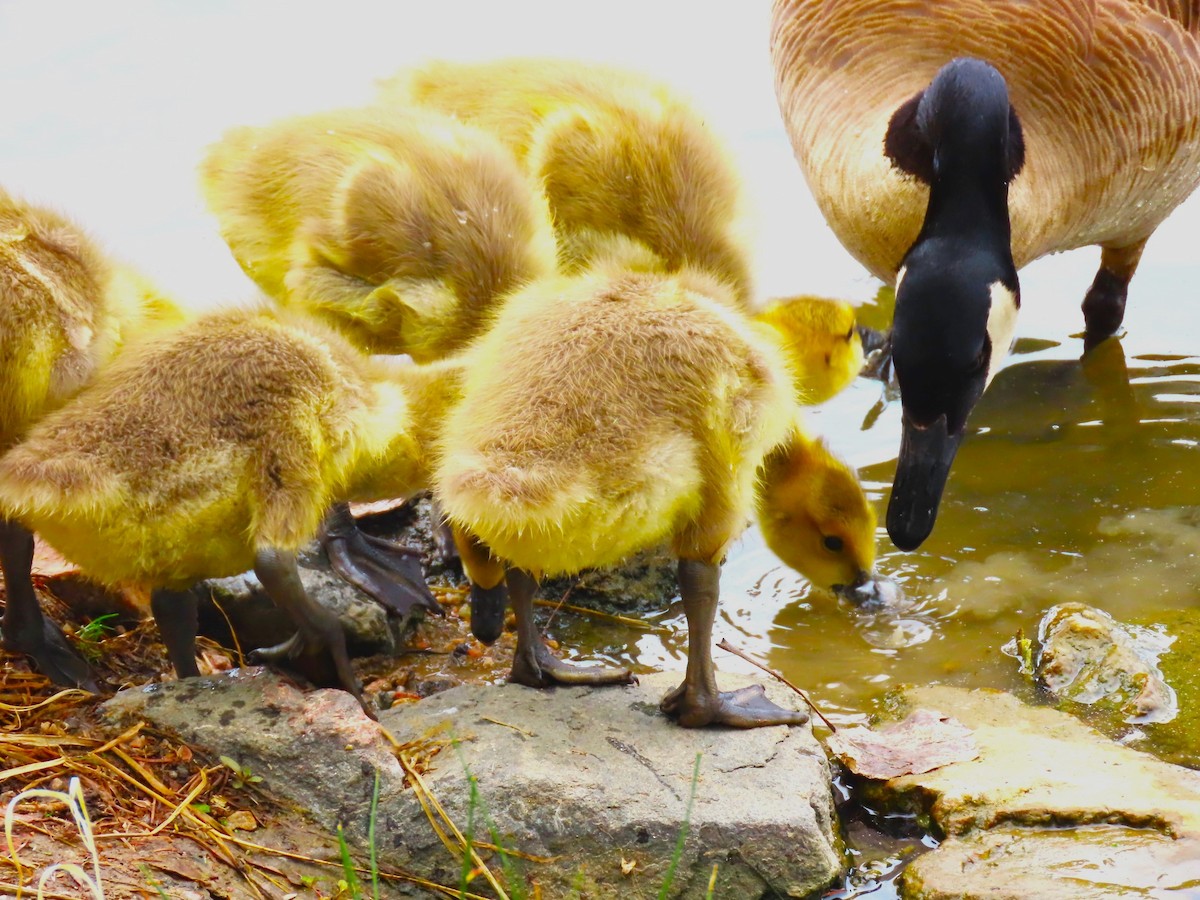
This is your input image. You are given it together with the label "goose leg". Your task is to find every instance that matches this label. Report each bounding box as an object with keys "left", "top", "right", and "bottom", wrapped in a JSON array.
[
  {"left": 507, "top": 568, "right": 634, "bottom": 687},
  {"left": 0, "top": 519, "right": 97, "bottom": 691},
  {"left": 251, "top": 547, "right": 370, "bottom": 716},
  {"left": 150, "top": 588, "right": 200, "bottom": 679},
  {"left": 659, "top": 559, "right": 808, "bottom": 728},
  {"left": 320, "top": 502, "right": 442, "bottom": 620},
  {"left": 1082, "top": 240, "right": 1147, "bottom": 351}
]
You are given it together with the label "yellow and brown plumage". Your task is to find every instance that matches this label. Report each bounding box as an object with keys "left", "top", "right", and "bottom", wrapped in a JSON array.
[
  {"left": 379, "top": 58, "right": 755, "bottom": 309},
  {"left": 0, "top": 190, "right": 184, "bottom": 688},
  {"left": 0, "top": 308, "right": 456, "bottom": 590},
  {"left": 771, "top": 0, "right": 1200, "bottom": 281},
  {"left": 0, "top": 307, "right": 460, "bottom": 705},
  {"left": 436, "top": 265, "right": 877, "bottom": 727},
  {"left": 382, "top": 58, "right": 866, "bottom": 405},
  {"left": 199, "top": 107, "right": 556, "bottom": 362}
]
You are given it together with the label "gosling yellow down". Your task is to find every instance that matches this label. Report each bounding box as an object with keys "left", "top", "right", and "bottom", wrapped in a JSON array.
[
  {"left": 199, "top": 106, "right": 555, "bottom": 615},
  {"left": 436, "top": 263, "right": 877, "bottom": 729},
  {"left": 0, "top": 191, "right": 183, "bottom": 688},
  {"left": 0, "top": 308, "right": 459, "bottom": 707}
]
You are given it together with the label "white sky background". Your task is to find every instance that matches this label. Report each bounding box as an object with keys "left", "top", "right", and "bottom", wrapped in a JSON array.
[
  {"left": 0, "top": 0, "right": 870, "bottom": 308},
  {"left": 1, "top": 0, "right": 1196, "bottom": 349}
]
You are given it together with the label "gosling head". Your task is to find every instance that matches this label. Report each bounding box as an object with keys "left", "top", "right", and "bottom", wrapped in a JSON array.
[
  {"left": 754, "top": 295, "right": 864, "bottom": 405},
  {"left": 756, "top": 434, "right": 879, "bottom": 605},
  {"left": 882, "top": 57, "right": 1024, "bottom": 551}
]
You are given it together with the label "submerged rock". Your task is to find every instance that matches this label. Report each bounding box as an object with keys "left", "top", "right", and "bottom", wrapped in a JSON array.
[
  {"left": 1036, "top": 602, "right": 1176, "bottom": 724},
  {"left": 102, "top": 668, "right": 842, "bottom": 899},
  {"left": 855, "top": 685, "right": 1200, "bottom": 899}
]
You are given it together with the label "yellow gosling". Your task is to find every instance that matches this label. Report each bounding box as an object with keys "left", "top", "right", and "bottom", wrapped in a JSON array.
[
  {"left": 380, "top": 58, "right": 754, "bottom": 308},
  {"left": 436, "top": 266, "right": 876, "bottom": 728},
  {"left": 0, "top": 308, "right": 461, "bottom": 709},
  {"left": 754, "top": 294, "right": 864, "bottom": 405},
  {"left": 0, "top": 190, "right": 184, "bottom": 689},
  {"left": 200, "top": 105, "right": 557, "bottom": 610},
  {"left": 199, "top": 106, "right": 557, "bottom": 362}
]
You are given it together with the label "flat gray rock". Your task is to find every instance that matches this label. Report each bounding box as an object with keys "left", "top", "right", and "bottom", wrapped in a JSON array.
[
  {"left": 857, "top": 686, "right": 1200, "bottom": 899},
  {"left": 102, "top": 668, "right": 842, "bottom": 898}
]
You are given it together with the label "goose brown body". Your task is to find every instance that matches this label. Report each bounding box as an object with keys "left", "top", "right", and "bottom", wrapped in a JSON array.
[{"left": 771, "top": 0, "right": 1200, "bottom": 280}]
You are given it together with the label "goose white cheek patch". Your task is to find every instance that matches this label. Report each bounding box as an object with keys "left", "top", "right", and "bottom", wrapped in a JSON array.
[{"left": 984, "top": 281, "right": 1019, "bottom": 387}]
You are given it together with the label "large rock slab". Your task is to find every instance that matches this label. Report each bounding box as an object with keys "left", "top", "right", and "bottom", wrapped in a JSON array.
[
  {"left": 103, "top": 669, "right": 842, "bottom": 898},
  {"left": 859, "top": 686, "right": 1200, "bottom": 898}
]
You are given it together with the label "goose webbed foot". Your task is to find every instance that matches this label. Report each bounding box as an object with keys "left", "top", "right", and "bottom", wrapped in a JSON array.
[
  {"left": 253, "top": 547, "right": 374, "bottom": 719},
  {"left": 857, "top": 325, "right": 894, "bottom": 384},
  {"left": 665, "top": 558, "right": 807, "bottom": 728},
  {"left": 1082, "top": 241, "right": 1145, "bottom": 352},
  {"left": 659, "top": 680, "right": 809, "bottom": 729},
  {"left": 1081, "top": 268, "right": 1128, "bottom": 352},
  {"left": 0, "top": 519, "right": 98, "bottom": 691},
  {"left": 320, "top": 502, "right": 442, "bottom": 621},
  {"left": 3, "top": 616, "right": 99, "bottom": 692},
  {"left": 506, "top": 567, "right": 634, "bottom": 688},
  {"left": 509, "top": 636, "right": 635, "bottom": 687}
]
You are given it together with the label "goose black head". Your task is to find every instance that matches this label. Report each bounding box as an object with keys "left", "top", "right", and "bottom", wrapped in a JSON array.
[{"left": 882, "top": 58, "right": 1025, "bottom": 551}]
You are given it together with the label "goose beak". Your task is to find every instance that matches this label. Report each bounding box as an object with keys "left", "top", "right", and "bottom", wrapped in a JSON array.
[{"left": 887, "top": 413, "right": 963, "bottom": 551}]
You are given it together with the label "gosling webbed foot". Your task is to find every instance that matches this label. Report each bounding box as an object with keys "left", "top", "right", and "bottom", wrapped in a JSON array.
[
  {"left": 509, "top": 636, "right": 635, "bottom": 688},
  {"left": 253, "top": 547, "right": 375, "bottom": 720},
  {"left": 4, "top": 617, "right": 99, "bottom": 692},
  {"left": 857, "top": 325, "right": 894, "bottom": 384},
  {"left": 321, "top": 504, "right": 442, "bottom": 620},
  {"left": 659, "top": 680, "right": 809, "bottom": 729}
]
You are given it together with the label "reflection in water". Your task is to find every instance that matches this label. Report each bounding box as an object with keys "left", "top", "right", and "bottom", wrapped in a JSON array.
[{"left": 754, "top": 338, "right": 1200, "bottom": 745}]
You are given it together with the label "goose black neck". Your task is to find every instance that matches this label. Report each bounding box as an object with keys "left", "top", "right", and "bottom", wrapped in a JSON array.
[{"left": 914, "top": 58, "right": 1017, "bottom": 249}]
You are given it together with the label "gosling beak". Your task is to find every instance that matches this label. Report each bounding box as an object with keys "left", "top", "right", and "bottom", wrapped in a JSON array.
[
  {"left": 833, "top": 570, "right": 882, "bottom": 607},
  {"left": 469, "top": 580, "right": 508, "bottom": 644},
  {"left": 886, "top": 413, "right": 963, "bottom": 551}
]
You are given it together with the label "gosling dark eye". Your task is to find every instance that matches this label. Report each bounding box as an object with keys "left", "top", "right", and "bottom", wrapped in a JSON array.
[
  {"left": 823, "top": 535, "right": 844, "bottom": 552},
  {"left": 845, "top": 326, "right": 855, "bottom": 340}
]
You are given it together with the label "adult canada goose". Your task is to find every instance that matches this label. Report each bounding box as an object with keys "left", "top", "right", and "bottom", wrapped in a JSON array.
[
  {"left": 771, "top": 0, "right": 1200, "bottom": 549},
  {"left": 0, "top": 191, "right": 184, "bottom": 688}
]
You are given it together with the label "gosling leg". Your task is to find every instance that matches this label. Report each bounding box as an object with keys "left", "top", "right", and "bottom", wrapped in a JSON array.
[
  {"left": 507, "top": 568, "right": 634, "bottom": 687},
  {"left": 1081, "top": 239, "right": 1147, "bottom": 351},
  {"left": 0, "top": 519, "right": 97, "bottom": 690},
  {"left": 659, "top": 559, "right": 808, "bottom": 728},
  {"left": 320, "top": 502, "right": 442, "bottom": 620},
  {"left": 251, "top": 547, "right": 370, "bottom": 716},
  {"left": 150, "top": 588, "right": 200, "bottom": 679}
]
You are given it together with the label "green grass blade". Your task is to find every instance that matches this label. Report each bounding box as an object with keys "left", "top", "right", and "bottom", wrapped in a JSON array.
[
  {"left": 658, "top": 753, "right": 702, "bottom": 900},
  {"left": 337, "top": 823, "right": 362, "bottom": 899},
  {"left": 369, "top": 770, "right": 381, "bottom": 900}
]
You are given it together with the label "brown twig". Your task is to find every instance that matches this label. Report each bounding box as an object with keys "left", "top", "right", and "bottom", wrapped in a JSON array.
[
  {"left": 715, "top": 639, "right": 838, "bottom": 733},
  {"left": 541, "top": 580, "right": 577, "bottom": 632}
]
